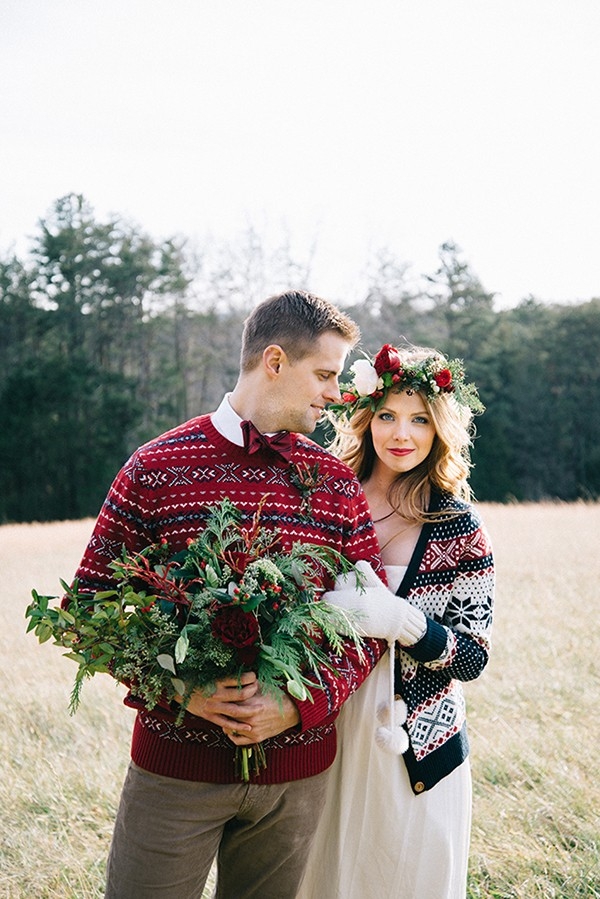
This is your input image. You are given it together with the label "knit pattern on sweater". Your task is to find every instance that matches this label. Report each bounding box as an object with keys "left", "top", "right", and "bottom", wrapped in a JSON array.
[
  {"left": 73, "top": 414, "right": 383, "bottom": 783},
  {"left": 395, "top": 492, "right": 494, "bottom": 768}
]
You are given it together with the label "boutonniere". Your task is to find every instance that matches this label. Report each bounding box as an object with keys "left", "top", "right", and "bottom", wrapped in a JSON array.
[{"left": 289, "top": 461, "right": 327, "bottom": 518}]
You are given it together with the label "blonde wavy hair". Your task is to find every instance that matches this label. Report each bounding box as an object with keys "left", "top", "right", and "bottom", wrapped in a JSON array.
[{"left": 328, "top": 346, "right": 477, "bottom": 522}]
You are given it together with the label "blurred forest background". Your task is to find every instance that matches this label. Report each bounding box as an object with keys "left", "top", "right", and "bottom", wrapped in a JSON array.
[{"left": 2, "top": 193, "right": 599, "bottom": 524}]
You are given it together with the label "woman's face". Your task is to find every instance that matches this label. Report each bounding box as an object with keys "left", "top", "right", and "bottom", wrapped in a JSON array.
[{"left": 369, "top": 389, "right": 436, "bottom": 476}]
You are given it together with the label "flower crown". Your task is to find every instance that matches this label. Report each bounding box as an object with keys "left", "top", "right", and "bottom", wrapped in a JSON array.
[{"left": 330, "top": 344, "right": 484, "bottom": 417}]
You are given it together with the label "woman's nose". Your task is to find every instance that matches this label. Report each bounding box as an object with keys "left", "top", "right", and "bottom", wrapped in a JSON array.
[{"left": 393, "top": 420, "right": 410, "bottom": 440}]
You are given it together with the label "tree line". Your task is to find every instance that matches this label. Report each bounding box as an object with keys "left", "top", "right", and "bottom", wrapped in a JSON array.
[{"left": 1, "top": 194, "right": 599, "bottom": 523}]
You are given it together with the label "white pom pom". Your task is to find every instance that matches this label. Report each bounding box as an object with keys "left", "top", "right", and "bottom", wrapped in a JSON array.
[
  {"left": 376, "top": 698, "right": 408, "bottom": 727},
  {"left": 376, "top": 701, "right": 391, "bottom": 725},
  {"left": 375, "top": 647, "right": 410, "bottom": 754},
  {"left": 393, "top": 697, "right": 408, "bottom": 725},
  {"left": 374, "top": 696, "right": 409, "bottom": 754},
  {"left": 375, "top": 725, "right": 409, "bottom": 754}
]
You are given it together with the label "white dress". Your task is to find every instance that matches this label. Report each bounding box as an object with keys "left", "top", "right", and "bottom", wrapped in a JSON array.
[{"left": 297, "top": 566, "right": 472, "bottom": 899}]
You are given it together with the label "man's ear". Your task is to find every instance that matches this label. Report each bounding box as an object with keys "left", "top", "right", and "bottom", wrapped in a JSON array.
[{"left": 262, "top": 344, "right": 287, "bottom": 378}]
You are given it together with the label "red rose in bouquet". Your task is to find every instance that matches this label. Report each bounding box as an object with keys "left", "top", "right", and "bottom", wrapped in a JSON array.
[{"left": 211, "top": 605, "right": 260, "bottom": 665}]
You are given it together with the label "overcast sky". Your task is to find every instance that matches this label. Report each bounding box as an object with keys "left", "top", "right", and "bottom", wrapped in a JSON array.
[{"left": 1, "top": 0, "right": 599, "bottom": 308}]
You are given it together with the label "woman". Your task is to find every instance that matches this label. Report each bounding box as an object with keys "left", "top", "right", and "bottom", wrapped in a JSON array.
[{"left": 298, "top": 344, "right": 495, "bottom": 899}]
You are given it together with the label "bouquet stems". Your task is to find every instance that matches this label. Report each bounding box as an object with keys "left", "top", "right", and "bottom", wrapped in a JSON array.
[{"left": 236, "top": 743, "right": 268, "bottom": 782}]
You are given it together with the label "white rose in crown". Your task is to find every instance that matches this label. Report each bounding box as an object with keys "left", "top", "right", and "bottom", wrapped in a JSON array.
[{"left": 350, "top": 359, "right": 382, "bottom": 396}]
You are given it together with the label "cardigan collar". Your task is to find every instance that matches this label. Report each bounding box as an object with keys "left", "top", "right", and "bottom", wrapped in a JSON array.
[{"left": 395, "top": 487, "right": 446, "bottom": 597}]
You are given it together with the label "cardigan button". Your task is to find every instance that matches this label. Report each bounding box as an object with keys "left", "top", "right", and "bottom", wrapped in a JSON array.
[{"left": 414, "top": 781, "right": 425, "bottom": 793}]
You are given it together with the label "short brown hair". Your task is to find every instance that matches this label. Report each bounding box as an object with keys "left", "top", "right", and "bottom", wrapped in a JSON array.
[{"left": 240, "top": 290, "right": 360, "bottom": 371}]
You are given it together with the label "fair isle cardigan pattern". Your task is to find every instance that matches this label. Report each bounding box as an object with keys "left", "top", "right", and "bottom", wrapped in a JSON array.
[
  {"left": 395, "top": 490, "right": 495, "bottom": 793},
  {"left": 73, "top": 413, "right": 383, "bottom": 784}
]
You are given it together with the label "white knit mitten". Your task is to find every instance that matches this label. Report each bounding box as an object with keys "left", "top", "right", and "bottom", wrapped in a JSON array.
[{"left": 324, "top": 560, "right": 427, "bottom": 646}]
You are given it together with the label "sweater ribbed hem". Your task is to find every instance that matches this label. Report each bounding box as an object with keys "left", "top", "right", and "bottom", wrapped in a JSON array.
[
  {"left": 130, "top": 711, "right": 338, "bottom": 784},
  {"left": 403, "top": 725, "right": 469, "bottom": 793}
]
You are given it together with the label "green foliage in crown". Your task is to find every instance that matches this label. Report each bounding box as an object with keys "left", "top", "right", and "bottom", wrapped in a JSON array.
[{"left": 329, "top": 344, "right": 484, "bottom": 418}]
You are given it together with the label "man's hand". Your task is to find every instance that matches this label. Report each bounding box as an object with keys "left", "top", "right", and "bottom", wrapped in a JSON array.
[
  {"left": 179, "top": 672, "right": 259, "bottom": 734},
  {"left": 222, "top": 688, "right": 301, "bottom": 746},
  {"left": 179, "top": 674, "right": 301, "bottom": 745}
]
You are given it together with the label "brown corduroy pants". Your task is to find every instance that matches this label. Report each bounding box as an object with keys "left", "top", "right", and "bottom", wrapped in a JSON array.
[{"left": 104, "top": 762, "right": 330, "bottom": 899}]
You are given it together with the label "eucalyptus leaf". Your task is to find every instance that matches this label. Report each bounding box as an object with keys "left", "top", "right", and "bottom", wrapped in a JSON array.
[
  {"left": 290, "top": 560, "right": 305, "bottom": 585},
  {"left": 157, "top": 653, "right": 177, "bottom": 674},
  {"left": 171, "top": 677, "right": 186, "bottom": 695},
  {"left": 175, "top": 630, "right": 189, "bottom": 664},
  {"left": 205, "top": 564, "right": 220, "bottom": 587}
]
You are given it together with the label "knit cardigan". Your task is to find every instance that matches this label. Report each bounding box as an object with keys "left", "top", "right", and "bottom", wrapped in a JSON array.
[
  {"left": 394, "top": 489, "right": 495, "bottom": 793},
  {"left": 72, "top": 413, "right": 384, "bottom": 784}
]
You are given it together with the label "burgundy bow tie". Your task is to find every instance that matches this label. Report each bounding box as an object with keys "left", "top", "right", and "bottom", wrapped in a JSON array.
[{"left": 241, "top": 420, "right": 293, "bottom": 462}]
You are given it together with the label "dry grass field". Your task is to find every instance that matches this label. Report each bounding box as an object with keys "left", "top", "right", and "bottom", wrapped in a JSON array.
[{"left": 1, "top": 504, "right": 599, "bottom": 898}]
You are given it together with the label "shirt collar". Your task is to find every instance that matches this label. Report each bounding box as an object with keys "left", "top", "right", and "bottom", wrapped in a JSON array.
[
  {"left": 211, "top": 393, "right": 286, "bottom": 445},
  {"left": 211, "top": 393, "right": 245, "bottom": 446}
]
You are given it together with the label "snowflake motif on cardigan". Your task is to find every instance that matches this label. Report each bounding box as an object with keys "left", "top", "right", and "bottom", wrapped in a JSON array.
[
  {"left": 73, "top": 413, "right": 384, "bottom": 785},
  {"left": 394, "top": 490, "right": 495, "bottom": 792}
]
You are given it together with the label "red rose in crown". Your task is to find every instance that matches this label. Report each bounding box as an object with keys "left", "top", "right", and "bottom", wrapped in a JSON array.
[{"left": 373, "top": 344, "right": 402, "bottom": 376}]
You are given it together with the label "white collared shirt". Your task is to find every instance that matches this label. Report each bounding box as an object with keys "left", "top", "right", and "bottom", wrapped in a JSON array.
[
  {"left": 211, "top": 393, "right": 283, "bottom": 444},
  {"left": 211, "top": 393, "right": 245, "bottom": 446}
]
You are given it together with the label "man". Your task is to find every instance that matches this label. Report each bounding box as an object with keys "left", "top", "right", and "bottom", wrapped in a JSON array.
[{"left": 74, "top": 290, "right": 383, "bottom": 898}]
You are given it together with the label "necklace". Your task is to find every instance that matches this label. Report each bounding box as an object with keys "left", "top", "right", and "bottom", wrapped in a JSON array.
[
  {"left": 378, "top": 522, "right": 419, "bottom": 552},
  {"left": 371, "top": 506, "right": 419, "bottom": 549},
  {"left": 372, "top": 508, "right": 397, "bottom": 524}
]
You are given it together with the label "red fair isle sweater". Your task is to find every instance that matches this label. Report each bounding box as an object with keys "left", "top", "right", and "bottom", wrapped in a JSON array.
[{"left": 73, "top": 414, "right": 384, "bottom": 784}]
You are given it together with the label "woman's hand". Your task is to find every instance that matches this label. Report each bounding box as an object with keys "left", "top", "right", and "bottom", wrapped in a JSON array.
[{"left": 324, "top": 560, "right": 427, "bottom": 646}]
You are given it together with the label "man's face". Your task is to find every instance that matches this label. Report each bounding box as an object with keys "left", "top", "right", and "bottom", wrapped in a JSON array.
[{"left": 274, "top": 331, "right": 349, "bottom": 434}]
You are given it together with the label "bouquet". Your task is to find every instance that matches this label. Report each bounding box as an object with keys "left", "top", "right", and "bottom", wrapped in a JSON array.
[{"left": 26, "top": 497, "right": 365, "bottom": 780}]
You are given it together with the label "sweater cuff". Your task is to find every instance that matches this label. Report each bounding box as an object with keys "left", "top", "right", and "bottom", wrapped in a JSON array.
[
  {"left": 293, "top": 636, "right": 385, "bottom": 731},
  {"left": 403, "top": 617, "right": 448, "bottom": 662},
  {"left": 294, "top": 683, "right": 334, "bottom": 732}
]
